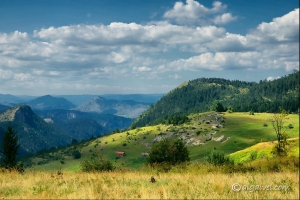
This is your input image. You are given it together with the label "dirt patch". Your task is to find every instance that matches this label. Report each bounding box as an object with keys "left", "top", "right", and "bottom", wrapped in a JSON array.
[
  {"left": 213, "top": 135, "right": 224, "bottom": 141},
  {"left": 221, "top": 137, "right": 230, "bottom": 143}
]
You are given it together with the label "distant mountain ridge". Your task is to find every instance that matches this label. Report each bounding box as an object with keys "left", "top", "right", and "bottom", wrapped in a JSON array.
[
  {"left": 0, "top": 105, "right": 134, "bottom": 154},
  {"left": 0, "top": 94, "right": 21, "bottom": 103},
  {"left": 100, "top": 94, "right": 164, "bottom": 104},
  {"left": 57, "top": 94, "right": 163, "bottom": 105},
  {"left": 132, "top": 71, "right": 299, "bottom": 127},
  {"left": 73, "top": 96, "right": 150, "bottom": 118},
  {"left": 28, "top": 95, "right": 75, "bottom": 110},
  {"left": 34, "top": 109, "right": 133, "bottom": 133}
]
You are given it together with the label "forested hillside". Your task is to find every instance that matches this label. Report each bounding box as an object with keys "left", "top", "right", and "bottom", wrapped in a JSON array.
[
  {"left": 0, "top": 105, "right": 72, "bottom": 154},
  {"left": 132, "top": 71, "right": 299, "bottom": 127}
]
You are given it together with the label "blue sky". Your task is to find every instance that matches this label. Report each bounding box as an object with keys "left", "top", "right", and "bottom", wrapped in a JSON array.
[{"left": 0, "top": 0, "right": 299, "bottom": 95}]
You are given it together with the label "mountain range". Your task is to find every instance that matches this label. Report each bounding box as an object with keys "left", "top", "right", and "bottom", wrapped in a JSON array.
[
  {"left": 0, "top": 94, "right": 155, "bottom": 118},
  {"left": 0, "top": 105, "right": 133, "bottom": 154},
  {"left": 0, "top": 94, "right": 164, "bottom": 106},
  {"left": 72, "top": 96, "right": 150, "bottom": 118},
  {"left": 0, "top": 105, "right": 71, "bottom": 154},
  {"left": 0, "top": 72, "right": 298, "bottom": 155},
  {"left": 33, "top": 109, "right": 133, "bottom": 132},
  {"left": 0, "top": 94, "right": 153, "bottom": 154}
]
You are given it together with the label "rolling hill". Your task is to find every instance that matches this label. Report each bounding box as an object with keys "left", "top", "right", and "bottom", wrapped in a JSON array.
[
  {"left": 25, "top": 111, "right": 299, "bottom": 170},
  {"left": 229, "top": 137, "right": 299, "bottom": 165},
  {"left": 132, "top": 71, "right": 299, "bottom": 127}
]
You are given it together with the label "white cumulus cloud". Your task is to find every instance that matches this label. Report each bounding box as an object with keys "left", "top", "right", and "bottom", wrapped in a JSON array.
[
  {"left": 213, "top": 13, "right": 237, "bottom": 25},
  {"left": 164, "top": 0, "right": 226, "bottom": 23}
]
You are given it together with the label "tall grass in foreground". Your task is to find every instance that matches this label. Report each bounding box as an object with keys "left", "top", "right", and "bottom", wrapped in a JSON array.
[{"left": 0, "top": 165, "right": 298, "bottom": 199}]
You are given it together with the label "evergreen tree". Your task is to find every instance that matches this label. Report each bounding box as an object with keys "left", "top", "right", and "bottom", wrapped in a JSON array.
[
  {"left": 0, "top": 125, "right": 20, "bottom": 169},
  {"left": 210, "top": 100, "right": 225, "bottom": 112}
]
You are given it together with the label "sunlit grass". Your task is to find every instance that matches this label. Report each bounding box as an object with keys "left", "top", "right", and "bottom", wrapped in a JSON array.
[
  {"left": 230, "top": 137, "right": 299, "bottom": 164},
  {"left": 0, "top": 168, "right": 298, "bottom": 199}
]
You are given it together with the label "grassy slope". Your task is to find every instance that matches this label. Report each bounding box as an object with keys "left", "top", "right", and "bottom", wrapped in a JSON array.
[
  {"left": 188, "top": 112, "right": 299, "bottom": 161},
  {"left": 229, "top": 137, "right": 299, "bottom": 165},
  {"left": 29, "top": 112, "right": 299, "bottom": 171}
]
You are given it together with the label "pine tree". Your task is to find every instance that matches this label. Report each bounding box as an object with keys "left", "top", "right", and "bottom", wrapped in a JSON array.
[{"left": 0, "top": 125, "right": 20, "bottom": 169}]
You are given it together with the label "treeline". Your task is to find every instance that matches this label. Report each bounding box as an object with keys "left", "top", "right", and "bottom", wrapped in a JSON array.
[
  {"left": 132, "top": 71, "right": 299, "bottom": 127},
  {"left": 161, "top": 113, "right": 190, "bottom": 125}
]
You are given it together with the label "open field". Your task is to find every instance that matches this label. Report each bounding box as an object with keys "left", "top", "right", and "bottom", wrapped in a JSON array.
[
  {"left": 0, "top": 168, "right": 299, "bottom": 199},
  {"left": 28, "top": 112, "right": 299, "bottom": 171}
]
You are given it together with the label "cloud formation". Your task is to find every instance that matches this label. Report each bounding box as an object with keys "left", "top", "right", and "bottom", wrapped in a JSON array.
[
  {"left": 213, "top": 13, "right": 237, "bottom": 25},
  {"left": 163, "top": 0, "right": 237, "bottom": 25},
  {"left": 0, "top": 1, "right": 298, "bottom": 95}
]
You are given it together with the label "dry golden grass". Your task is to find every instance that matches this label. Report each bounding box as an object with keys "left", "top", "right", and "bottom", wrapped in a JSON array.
[{"left": 0, "top": 169, "right": 298, "bottom": 199}]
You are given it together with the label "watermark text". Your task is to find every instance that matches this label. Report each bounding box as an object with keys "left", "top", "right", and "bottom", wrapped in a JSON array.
[{"left": 232, "top": 183, "right": 291, "bottom": 192}]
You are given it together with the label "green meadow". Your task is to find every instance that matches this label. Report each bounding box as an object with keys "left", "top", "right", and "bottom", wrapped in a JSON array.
[
  {"left": 1, "top": 111, "right": 299, "bottom": 199},
  {"left": 28, "top": 111, "right": 299, "bottom": 171}
]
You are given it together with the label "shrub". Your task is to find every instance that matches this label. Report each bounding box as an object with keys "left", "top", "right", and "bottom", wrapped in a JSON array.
[
  {"left": 147, "top": 138, "right": 190, "bottom": 165},
  {"left": 72, "top": 150, "right": 81, "bottom": 159},
  {"left": 206, "top": 151, "right": 233, "bottom": 166},
  {"left": 81, "top": 154, "right": 115, "bottom": 172},
  {"left": 227, "top": 107, "right": 233, "bottom": 113}
]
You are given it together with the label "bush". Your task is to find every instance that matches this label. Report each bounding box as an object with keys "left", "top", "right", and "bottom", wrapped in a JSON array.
[
  {"left": 206, "top": 151, "right": 233, "bottom": 166},
  {"left": 147, "top": 138, "right": 190, "bottom": 165},
  {"left": 227, "top": 106, "right": 233, "bottom": 113},
  {"left": 288, "top": 124, "right": 294, "bottom": 129},
  {"left": 72, "top": 150, "right": 81, "bottom": 159},
  {"left": 81, "top": 154, "right": 115, "bottom": 172}
]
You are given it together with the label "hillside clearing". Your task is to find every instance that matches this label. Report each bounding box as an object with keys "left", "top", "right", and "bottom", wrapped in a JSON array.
[{"left": 27, "top": 112, "right": 299, "bottom": 171}]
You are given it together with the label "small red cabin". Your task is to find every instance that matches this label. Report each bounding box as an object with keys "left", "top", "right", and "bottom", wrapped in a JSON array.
[{"left": 116, "top": 151, "right": 125, "bottom": 156}]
